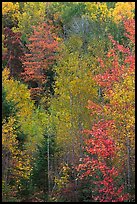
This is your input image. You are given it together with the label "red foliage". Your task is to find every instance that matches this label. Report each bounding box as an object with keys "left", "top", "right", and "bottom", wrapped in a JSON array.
[
  {"left": 75, "top": 19, "right": 135, "bottom": 202},
  {"left": 21, "top": 22, "right": 58, "bottom": 101},
  {"left": 124, "top": 19, "right": 135, "bottom": 44},
  {"left": 86, "top": 100, "right": 103, "bottom": 116},
  {"left": 85, "top": 120, "right": 116, "bottom": 159},
  {"left": 76, "top": 120, "right": 128, "bottom": 202},
  {"left": 94, "top": 19, "right": 135, "bottom": 91}
]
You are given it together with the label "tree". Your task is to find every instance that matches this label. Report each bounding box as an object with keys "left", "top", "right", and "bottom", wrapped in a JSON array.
[
  {"left": 76, "top": 120, "right": 128, "bottom": 202},
  {"left": 21, "top": 22, "right": 58, "bottom": 103},
  {"left": 80, "top": 18, "right": 135, "bottom": 201},
  {"left": 49, "top": 37, "right": 98, "bottom": 169},
  {"left": 3, "top": 28, "right": 25, "bottom": 79},
  {"left": 2, "top": 68, "right": 49, "bottom": 201}
]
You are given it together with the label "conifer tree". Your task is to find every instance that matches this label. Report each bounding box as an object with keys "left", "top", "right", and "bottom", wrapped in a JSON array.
[{"left": 21, "top": 22, "right": 58, "bottom": 103}]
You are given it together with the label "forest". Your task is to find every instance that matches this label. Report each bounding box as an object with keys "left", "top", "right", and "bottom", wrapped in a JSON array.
[{"left": 2, "top": 2, "right": 135, "bottom": 202}]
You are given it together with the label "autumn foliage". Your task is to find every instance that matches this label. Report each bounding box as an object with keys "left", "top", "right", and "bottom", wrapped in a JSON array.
[
  {"left": 21, "top": 22, "right": 58, "bottom": 101},
  {"left": 95, "top": 20, "right": 135, "bottom": 90},
  {"left": 2, "top": 2, "right": 135, "bottom": 202},
  {"left": 76, "top": 18, "right": 135, "bottom": 202},
  {"left": 76, "top": 120, "right": 128, "bottom": 202},
  {"left": 3, "top": 28, "right": 25, "bottom": 79}
]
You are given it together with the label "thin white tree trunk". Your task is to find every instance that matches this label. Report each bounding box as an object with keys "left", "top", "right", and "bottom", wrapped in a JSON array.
[
  {"left": 126, "top": 136, "right": 131, "bottom": 193},
  {"left": 69, "top": 91, "right": 75, "bottom": 166},
  {"left": 47, "top": 134, "right": 50, "bottom": 193}
]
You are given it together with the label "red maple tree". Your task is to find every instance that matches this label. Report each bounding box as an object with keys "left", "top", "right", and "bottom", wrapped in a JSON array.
[
  {"left": 76, "top": 120, "right": 128, "bottom": 202},
  {"left": 94, "top": 19, "right": 135, "bottom": 92}
]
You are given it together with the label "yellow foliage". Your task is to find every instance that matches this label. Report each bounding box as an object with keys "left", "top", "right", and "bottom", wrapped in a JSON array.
[
  {"left": 55, "top": 164, "right": 70, "bottom": 189},
  {"left": 103, "top": 71, "right": 135, "bottom": 170},
  {"left": 85, "top": 2, "right": 135, "bottom": 25},
  {"left": 50, "top": 40, "right": 98, "bottom": 164},
  {"left": 2, "top": 68, "right": 46, "bottom": 192},
  {"left": 2, "top": 2, "right": 19, "bottom": 20},
  {"left": 2, "top": 117, "right": 32, "bottom": 187},
  {"left": 2, "top": 117, "right": 18, "bottom": 153},
  {"left": 85, "top": 2, "right": 112, "bottom": 22},
  {"left": 112, "top": 2, "right": 135, "bottom": 23},
  {"left": 2, "top": 68, "right": 35, "bottom": 125}
]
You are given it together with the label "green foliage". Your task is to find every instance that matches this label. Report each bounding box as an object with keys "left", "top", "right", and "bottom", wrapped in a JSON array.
[
  {"left": 2, "top": 87, "right": 16, "bottom": 121},
  {"left": 2, "top": 180, "right": 19, "bottom": 202},
  {"left": 13, "top": 2, "right": 46, "bottom": 41},
  {"left": 2, "top": 68, "right": 49, "bottom": 200},
  {"left": 47, "top": 2, "right": 86, "bottom": 24},
  {"left": 55, "top": 164, "right": 70, "bottom": 189},
  {"left": 106, "top": 2, "right": 116, "bottom": 9},
  {"left": 2, "top": 68, "right": 48, "bottom": 147},
  {"left": 61, "top": 2, "right": 86, "bottom": 24}
]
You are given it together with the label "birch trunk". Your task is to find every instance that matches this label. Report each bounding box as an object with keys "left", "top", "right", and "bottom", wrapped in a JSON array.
[
  {"left": 69, "top": 91, "right": 75, "bottom": 166},
  {"left": 47, "top": 134, "right": 50, "bottom": 193},
  {"left": 126, "top": 136, "right": 131, "bottom": 193}
]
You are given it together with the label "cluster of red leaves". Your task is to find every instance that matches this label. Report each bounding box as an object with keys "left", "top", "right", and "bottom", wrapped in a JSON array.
[
  {"left": 124, "top": 19, "right": 135, "bottom": 44},
  {"left": 86, "top": 100, "right": 103, "bottom": 116},
  {"left": 21, "top": 22, "right": 58, "bottom": 99},
  {"left": 94, "top": 19, "right": 135, "bottom": 92},
  {"left": 84, "top": 120, "right": 116, "bottom": 159},
  {"left": 76, "top": 120, "right": 128, "bottom": 202}
]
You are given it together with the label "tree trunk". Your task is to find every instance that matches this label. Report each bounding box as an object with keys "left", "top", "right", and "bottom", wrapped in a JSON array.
[
  {"left": 126, "top": 136, "right": 131, "bottom": 194},
  {"left": 47, "top": 134, "right": 50, "bottom": 194}
]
